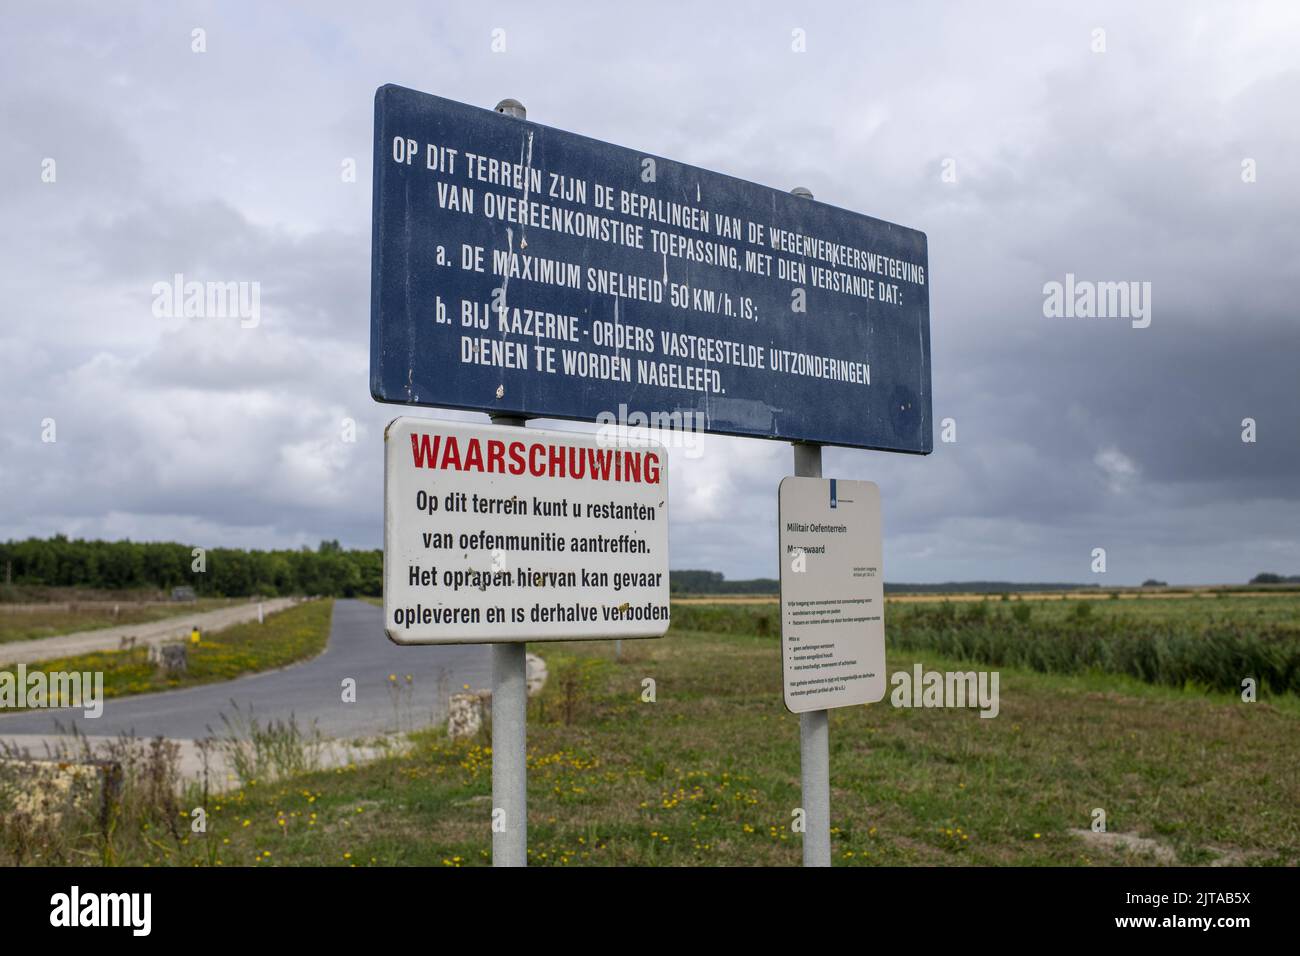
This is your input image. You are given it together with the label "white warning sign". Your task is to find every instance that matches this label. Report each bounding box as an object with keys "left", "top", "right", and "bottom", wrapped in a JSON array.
[
  {"left": 383, "top": 417, "right": 670, "bottom": 644},
  {"left": 779, "top": 477, "right": 886, "bottom": 712}
]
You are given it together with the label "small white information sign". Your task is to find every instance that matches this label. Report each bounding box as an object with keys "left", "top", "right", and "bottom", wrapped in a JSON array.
[
  {"left": 779, "top": 477, "right": 886, "bottom": 712},
  {"left": 384, "top": 417, "right": 670, "bottom": 644}
]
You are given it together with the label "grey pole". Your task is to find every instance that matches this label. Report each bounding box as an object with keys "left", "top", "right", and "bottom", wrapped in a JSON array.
[
  {"left": 487, "top": 94, "right": 529, "bottom": 868},
  {"left": 791, "top": 186, "right": 831, "bottom": 867},
  {"left": 490, "top": 412, "right": 529, "bottom": 866},
  {"left": 490, "top": 637, "right": 527, "bottom": 867},
  {"left": 487, "top": 44, "right": 530, "bottom": 841},
  {"left": 793, "top": 441, "right": 831, "bottom": 866}
]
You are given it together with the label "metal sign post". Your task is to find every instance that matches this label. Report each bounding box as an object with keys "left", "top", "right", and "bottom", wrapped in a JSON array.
[
  {"left": 793, "top": 439, "right": 831, "bottom": 867},
  {"left": 790, "top": 184, "right": 830, "bottom": 868},
  {"left": 490, "top": 410, "right": 529, "bottom": 867},
  {"left": 488, "top": 96, "right": 528, "bottom": 867}
]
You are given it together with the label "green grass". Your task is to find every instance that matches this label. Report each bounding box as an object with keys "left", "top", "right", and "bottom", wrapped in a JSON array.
[
  {"left": 15, "top": 594, "right": 1295, "bottom": 867},
  {"left": 7, "top": 599, "right": 333, "bottom": 708},
  {"left": 676, "top": 594, "right": 1300, "bottom": 693},
  {"left": 0, "top": 598, "right": 242, "bottom": 645}
]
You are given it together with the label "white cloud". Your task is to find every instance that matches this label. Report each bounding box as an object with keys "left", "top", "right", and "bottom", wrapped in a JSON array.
[{"left": 1094, "top": 445, "right": 1140, "bottom": 493}]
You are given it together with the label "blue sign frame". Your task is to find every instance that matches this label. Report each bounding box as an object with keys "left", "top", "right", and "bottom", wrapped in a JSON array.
[{"left": 371, "top": 84, "right": 932, "bottom": 453}]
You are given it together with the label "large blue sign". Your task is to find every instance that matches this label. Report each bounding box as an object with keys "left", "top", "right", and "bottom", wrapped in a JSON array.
[{"left": 371, "top": 84, "right": 932, "bottom": 453}]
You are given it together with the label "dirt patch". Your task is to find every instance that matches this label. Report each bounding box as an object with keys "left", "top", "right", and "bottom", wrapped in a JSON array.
[
  {"left": 1069, "top": 828, "right": 1176, "bottom": 863},
  {"left": 1069, "top": 828, "right": 1265, "bottom": 866}
]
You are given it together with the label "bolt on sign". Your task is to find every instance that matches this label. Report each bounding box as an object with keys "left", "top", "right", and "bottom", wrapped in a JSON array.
[
  {"left": 370, "top": 85, "right": 932, "bottom": 452},
  {"left": 384, "top": 418, "right": 670, "bottom": 644},
  {"left": 778, "top": 478, "right": 886, "bottom": 712}
]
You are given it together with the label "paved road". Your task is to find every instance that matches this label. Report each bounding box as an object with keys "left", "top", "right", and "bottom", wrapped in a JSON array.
[
  {"left": 0, "top": 597, "right": 299, "bottom": 665},
  {"left": 0, "top": 599, "right": 492, "bottom": 741}
]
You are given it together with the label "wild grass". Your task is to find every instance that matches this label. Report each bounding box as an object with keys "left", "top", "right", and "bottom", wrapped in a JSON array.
[
  {"left": 214, "top": 702, "right": 324, "bottom": 786},
  {"left": 889, "top": 599, "right": 1300, "bottom": 694},
  {"left": 673, "top": 595, "right": 1300, "bottom": 694},
  {"left": 0, "top": 706, "right": 325, "bottom": 866},
  {"left": 0, "top": 731, "right": 186, "bottom": 866}
]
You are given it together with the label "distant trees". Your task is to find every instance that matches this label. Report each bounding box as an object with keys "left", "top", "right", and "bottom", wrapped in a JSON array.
[
  {"left": 669, "top": 570, "right": 725, "bottom": 593},
  {"left": 1250, "top": 573, "right": 1300, "bottom": 585},
  {"left": 0, "top": 536, "right": 382, "bottom": 598},
  {"left": 669, "top": 569, "right": 779, "bottom": 594},
  {"left": 19, "top": 543, "right": 1294, "bottom": 600}
]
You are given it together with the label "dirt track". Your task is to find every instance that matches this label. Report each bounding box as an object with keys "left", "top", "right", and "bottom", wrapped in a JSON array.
[{"left": 0, "top": 598, "right": 299, "bottom": 665}]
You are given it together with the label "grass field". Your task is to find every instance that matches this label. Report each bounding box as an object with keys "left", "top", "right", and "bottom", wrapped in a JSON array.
[
  {"left": 3, "top": 599, "right": 333, "bottom": 709},
  {"left": 676, "top": 594, "right": 1300, "bottom": 694},
  {"left": 0, "top": 597, "right": 242, "bottom": 645},
  {"left": 11, "top": 593, "right": 1294, "bottom": 867}
]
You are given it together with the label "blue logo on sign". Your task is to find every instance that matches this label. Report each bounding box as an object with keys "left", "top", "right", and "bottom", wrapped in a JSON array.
[{"left": 829, "top": 479, "right": 837, "bottom": 509}]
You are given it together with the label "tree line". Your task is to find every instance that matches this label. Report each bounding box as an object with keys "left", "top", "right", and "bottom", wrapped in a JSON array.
[
  {"left": 669, "top": 569, "right": 780, "bottom": 594},
  {"left": 0, "top": 536, "right": 381, "bottom": 598},
  {"left": 5, "top": 539, "right": 1288, "bottom": 601}
]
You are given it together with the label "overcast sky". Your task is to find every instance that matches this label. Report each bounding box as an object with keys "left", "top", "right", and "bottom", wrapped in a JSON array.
[{"left": 1, "top": 1, "right": 1296, "bottom": 585}]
